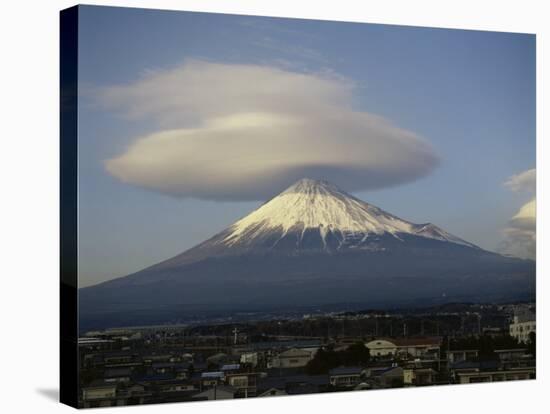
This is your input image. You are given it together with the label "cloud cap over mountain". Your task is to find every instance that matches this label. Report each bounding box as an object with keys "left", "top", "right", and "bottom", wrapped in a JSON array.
[{"left": 100, "top": 60, "right": 439, "bottom": 201}]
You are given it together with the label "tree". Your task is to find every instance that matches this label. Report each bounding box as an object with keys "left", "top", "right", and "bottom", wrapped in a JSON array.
[
  {"left": 340, "top": 342, "right": 371, "bottom": 366},
  {"left": 448, "top": 334, "right": 521, "bottom": 362},
  {"left": 306, "top": 348, "right": 340, "bottom": 375},
  {"left": 306, "top": 342, "right": 370, "bottom": 374}
]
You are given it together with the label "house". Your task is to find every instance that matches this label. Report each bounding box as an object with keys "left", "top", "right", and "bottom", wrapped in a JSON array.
[
  {"left": 141, "top": 353, "right": 172, "bottom": 364},
  {"left": 329, "top": 367, "right": 364, "bottom": 388},
  {"left": 403, "top": 367, "right": 437, "bottom": 386},
  {"left": 287, "top": 383, "right": 320, "bottom": 395},
  {"left": 240, "top": 352, "right": 259, "bottom": 367},
  {"left": 365, "top": 337, "right": 441, "bottom": 360},
  {"left": 192, "top": 385, "right": 236, "bottom": 400},
  {"left": 449, "top": 360, "right": 535, "bottom": 383},
  {"left": 509, "top": 312, "right": 536, "bottom": 343},
  {"left": 257, "top": 373, "right": 330, "bottom": 395},
  {"left": 191, "top": 360, "right": 208, "bottom": 372},
  {"left": 151, "top": 361, "right": 190, "bottom": 375},
  {"left": 494, "top": 349, "right": 528, "bottom": 361},
  {"left": 221, "top": 363, "right": 241, "bottom": 373},
  {"left": 200, "top": 371, "right": 224, "bottom": 388},
  {"left": 378, "top": 366, "right": 404, "bottom": 388},
  {"left": 365, "top": 339, "right": 397, "bottom": 357},
  {"left": 158, "top": 380, "right": 196, "bottom": 394},
  {"left": 364, "top": 365, "right": 403, "bottom": 387},
  {"left": 206, "top": 352, "right": 228, "bottom": 366},
  {"left": 393, "top": 338, "right": 441, "bottom": 359},
  {"left": 81, "top": 380, "right": 118, "bottom": 408},
  {"left": 225, "top": 372, "right": 258, "bottom": 397},
  {"left": 269, "top": 348, "right": 314, "bottom": 368},
  {"left": 103, "top": 351, "right": 138, "bottom": 366},
  {"left": 447, "top": 349, "right": 479, "bottom": 364},
  {"left": 258, "top": 387, "right": 288, "bottom": 397},
  {"left": 104, "top": 367, "right": 132, "bottom": 383},
  {"left": 456, "top": 367, "right": 535, "bottom": 383},
  {"left": 353, "top": 382, "right": 372, "bottom": 391},
  {"left": 116, "top": 383, "right": 151, "bottom": 405},
  {"left": 134, "top": 372, "right": 175, "bottom": 384},
  {"left": 364, "top": 365, "right": 396, "bottom": 378}
]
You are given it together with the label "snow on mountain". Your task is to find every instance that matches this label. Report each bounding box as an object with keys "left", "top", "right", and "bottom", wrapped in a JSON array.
[
  {"left": 80, "top": 177, "right": 534, "bottom": 330},
  {"left": 219, "top": 178, "right": 477, "bottom": 250}
]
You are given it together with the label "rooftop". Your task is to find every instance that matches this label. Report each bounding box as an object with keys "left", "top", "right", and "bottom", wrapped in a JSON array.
[{"left": 329, "top": 366, "right": 364, "bottom": 376}]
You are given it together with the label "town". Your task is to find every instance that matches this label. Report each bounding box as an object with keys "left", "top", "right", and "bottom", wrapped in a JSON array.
[{"left": 78, "top": 302, "right": 536, "bottom": 408}]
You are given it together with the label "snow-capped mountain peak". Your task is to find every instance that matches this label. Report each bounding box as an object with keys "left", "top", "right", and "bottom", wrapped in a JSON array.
[{"left": 218, "top": 178, "right": 476, "bottom": 250}]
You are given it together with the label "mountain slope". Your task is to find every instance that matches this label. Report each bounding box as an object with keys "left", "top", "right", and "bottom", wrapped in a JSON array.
[
  {"left": 151, "top": 178, "right": 477, "bottom": 268},
  {"left": 79, "top": 179, "right": 535, "bottom": 330}
]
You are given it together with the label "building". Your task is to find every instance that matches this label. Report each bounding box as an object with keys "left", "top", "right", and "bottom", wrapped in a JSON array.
[
  {"left": 365, "top": 337, "right": 441, "bottom": 359},
  {"left": 158, "top": 380, "right": 196, "bottom": 394},
  {"left": 200, "top": 371, "right": 225, "bottom": 388},
  {"left": 240, "top": 352, "right": 258, "bottom": 367},
  {"left": 447, "top": 349, "right": 479, "bottom": 364},
  {"left": 257, "top": 373, "right": 329, "bottom": 396},
  {"left": 269, "top": 348, "right": 315, "bottom": 368},
  {"left": 365, "top": 339, "right": 397, "bottom": 357},
  {"left": 206, "top": 352, "right": 228, "bottom": 366},
  {"left": 81, "top": 380, "right": 118, "bottom": 408},
  {"left": 456, "top": 368, "right": 535, "bottom": 383},
  {"left": 377, "top": 366, "right": 404, "bottom": 388},
  {"left": 494, "top": 349, "right": 528, "bottom": 361},
  {"left": 258, "top": 387, "right": 288, "bottom": 397},
  {"left": 403, "top": 367, "right": 437, "bottom": 386},
  {"left": 192, "top": 385, "right": 236, "bottom": 400},
  {"left": 450, "top": 360, "right": 535, "bottom": 384},
  {"left": 509, "top": 312, "right": 536, "bottom": 343},
  {"left": 225, "top": 372, "right": 258, "bottom": 397},
  {"left": 329, "top": 367, "right": 364, "bottom": 388},
  {"left": 220, "top": 363, "right": 241, "bottom": 374},
  {"left": 104, "top": 367, "right": 132, "bottom": 383}
]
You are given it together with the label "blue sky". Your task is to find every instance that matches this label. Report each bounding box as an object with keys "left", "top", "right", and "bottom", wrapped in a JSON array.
[{"left": 77, "top": 5, "right": 536, "bottom": 287}]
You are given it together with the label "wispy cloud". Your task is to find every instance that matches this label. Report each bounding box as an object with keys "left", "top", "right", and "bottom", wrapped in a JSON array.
[
  {"left": 250, "top": 36, "right": 328, "bottom": 64},
  {"left": 99, "top": 60, "right": 439, "bottom": 201},
  {"left": 503, "top": 168, "right": 535, "bottom": 193}
]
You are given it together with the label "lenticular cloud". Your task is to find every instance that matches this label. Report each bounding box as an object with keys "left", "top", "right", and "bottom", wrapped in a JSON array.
[{"left": 100, "top": 60, "right": 439, "bottom": 201}]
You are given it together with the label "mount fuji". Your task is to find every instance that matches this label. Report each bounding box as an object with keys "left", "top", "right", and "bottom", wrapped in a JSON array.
[{"left": 80, "top": 179, "right": 535, "bottom": 330}]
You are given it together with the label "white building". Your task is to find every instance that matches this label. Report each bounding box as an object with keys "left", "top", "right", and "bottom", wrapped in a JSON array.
[
  {"left": 509, "top": 312, "right": 536, "bottom": 343},
  {"left": 240, "top": 352, "right": 258, "bottom": 367}
]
